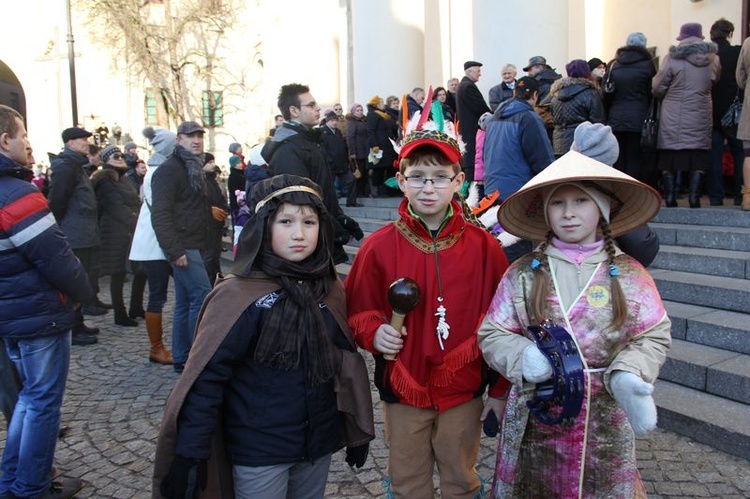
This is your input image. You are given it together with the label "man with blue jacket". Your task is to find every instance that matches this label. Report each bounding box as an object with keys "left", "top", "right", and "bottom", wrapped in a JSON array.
[
  {"left": 483, "top": 76, "right": 555, "bottom": 262},
  {"left": 0, "top": 105, "right": 94, "bottom": 498}
]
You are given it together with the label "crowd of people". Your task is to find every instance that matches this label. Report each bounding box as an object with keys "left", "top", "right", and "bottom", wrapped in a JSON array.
[
  {"left": 475, "top": 19, "right": 750, "bottom": 212},
  {"left": 0, "top": 16, "right": 748, "bottom": 499}
]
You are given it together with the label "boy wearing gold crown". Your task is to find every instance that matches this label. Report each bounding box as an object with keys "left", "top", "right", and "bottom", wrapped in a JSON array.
[{"left": 345, "top": 124, "right": 510, "bottom": 497}]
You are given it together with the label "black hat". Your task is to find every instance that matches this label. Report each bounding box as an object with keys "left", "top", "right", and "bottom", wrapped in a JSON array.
[
  {"left": 523, "top": 56, "right": 547, "bottom": 72},
  {"left": 587, "top": 58, "right": 605, "bottom": 71},
  {"left": 177, "top": 121, "right": 205, "bottom": 135},
  {"left": 61, "top": 127, "right": 92, "bottom": 143},
  {"left": 323, "top": 110, "right": 338, "bottom": 122},
  {"left": 203, "top": 152, "right": 215, "bottom": 165},
  {"left": 464, "top": 60, "right": 483, "bottom": 70}
]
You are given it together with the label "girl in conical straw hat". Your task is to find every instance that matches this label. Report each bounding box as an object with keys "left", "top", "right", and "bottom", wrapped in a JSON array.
[{"left": 477, "top": 150, "right": 671, "bottom": 498}]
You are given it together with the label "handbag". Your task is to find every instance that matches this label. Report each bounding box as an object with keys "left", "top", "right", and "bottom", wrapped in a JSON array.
[
  {"left": 721, "top": 93, "right": 743, "bottom": 136},
  {"left": 641, "top": 98, "right": 659, "bottom": 150},
  {"left": 602, "top": 60, "right": 616, "bottom": 95}
]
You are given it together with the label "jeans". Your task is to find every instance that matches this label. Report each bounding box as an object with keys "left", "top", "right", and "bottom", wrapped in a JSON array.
[
  {"left": 0, "top": 332, "right": 71, "bottom": 497},
  {"left": 170, "top": 249, "right": 211, "bottom": 364},
  {"left": 143, "top": 260, "right": 172, "bottom": 313}
]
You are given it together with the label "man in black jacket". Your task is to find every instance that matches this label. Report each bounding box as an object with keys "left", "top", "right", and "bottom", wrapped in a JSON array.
[
  {"left": 151, "top": 121, "right": 213, "bottom": 372},
  {"left": 457, "top": 61, "right": 491, "bottom": 182},
  {"left": 321, "top": 110, "right": 359, "bottom": 207},
  {"left": 48, "top": 127, "right": 104, "bottom": 345},
  {"left": 262, "top": 84, "right": 362, "bottom": 264}
]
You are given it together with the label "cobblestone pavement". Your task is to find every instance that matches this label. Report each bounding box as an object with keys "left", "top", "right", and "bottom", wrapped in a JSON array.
[{"left": 2, "top": 277, "right": 750, "bottom": 498}]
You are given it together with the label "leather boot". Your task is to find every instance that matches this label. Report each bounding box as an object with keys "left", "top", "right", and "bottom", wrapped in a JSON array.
[
  {"left": 114, "top": 308, "right": 138, "bottom": 327},
  {"left": 662, "top": 172, "right": 678, "bottom": 207},
  {"left": 688, "top": 171, "right": 702, "bottom": 208},
  {"left": 743, "top": 186, "right": 750, "bottom": 211},
  {"left": 146, "top": 312, "right": 173, "bottom": 364}
]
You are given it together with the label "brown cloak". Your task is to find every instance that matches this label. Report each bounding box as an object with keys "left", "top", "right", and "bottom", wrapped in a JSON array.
[{"left": 151, "top": 272, "right": 374, "bottom": 498}]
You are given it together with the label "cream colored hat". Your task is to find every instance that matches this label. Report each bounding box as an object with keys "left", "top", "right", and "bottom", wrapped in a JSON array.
[{"left": 498, "top": 150, "right": 662, "bottom": 241}]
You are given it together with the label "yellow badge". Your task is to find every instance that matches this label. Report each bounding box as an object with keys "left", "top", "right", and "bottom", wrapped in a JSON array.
[{"left": 586, "top": 285, "right": 610, "bottom": 308}]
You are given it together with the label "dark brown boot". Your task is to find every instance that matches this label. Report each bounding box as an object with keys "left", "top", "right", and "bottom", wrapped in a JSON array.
[{"left": 146, "top": 312, "right": 173, "bottom": 364}]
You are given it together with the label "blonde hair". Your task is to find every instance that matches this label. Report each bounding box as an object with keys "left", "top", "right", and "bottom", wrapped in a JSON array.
[{"left": 529, "top": 219, "right": 627, "bottom": 329}]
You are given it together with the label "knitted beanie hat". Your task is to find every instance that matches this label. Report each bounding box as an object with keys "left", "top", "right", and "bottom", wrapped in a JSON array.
[
  {"left": 100, "top": 145, "right": 122, "bottom": 164},
  {"left": 565, "top": 59, "right": 591, "bottom": 78},
  {"left": 626, "top": 32, "right": 647, "bottom": 47},
  {"left": 570, "top": 122, "right": 619, "bottom": 166},
  {"left": 229, "top": 142, "right": 242, "bottom": 153}
]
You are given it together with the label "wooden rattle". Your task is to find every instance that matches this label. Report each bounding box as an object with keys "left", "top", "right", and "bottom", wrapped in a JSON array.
[{"left": 384, "top": 277, "right": 421, "bottom": 361}]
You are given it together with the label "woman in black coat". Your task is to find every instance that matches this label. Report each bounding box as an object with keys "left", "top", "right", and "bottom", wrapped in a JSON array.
[
  {"left": 549, "top": 59, "right": 606, "bottom": 156},
  {"left": 91, "top": 146, "right": 142, "bottom": 327},
  {"left": 346, "top": 103, "right": 369, "bottom": 196},
  {"left": 603, "top": 32, "right": 657, "bottom": 183},
  {"left": 365, "top": 96, "right": 398, "bottom": 197}
]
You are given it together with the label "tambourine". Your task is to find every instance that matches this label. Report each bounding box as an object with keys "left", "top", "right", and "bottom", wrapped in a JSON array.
[{"left": 525, "top": 322, "right": 585, "bottom": 427}]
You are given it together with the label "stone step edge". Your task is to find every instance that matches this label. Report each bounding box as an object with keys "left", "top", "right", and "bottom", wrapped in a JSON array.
[
  {"left": 654, "top": 379, "right": 750, "bottom": 462},
  {"left": 659, "top": 339, "right": 750, "bottom": 404}
]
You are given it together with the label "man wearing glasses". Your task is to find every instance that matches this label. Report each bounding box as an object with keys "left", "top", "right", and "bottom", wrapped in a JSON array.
[{"left": 262, "top": 83, "right": 362, "bottom": 265}]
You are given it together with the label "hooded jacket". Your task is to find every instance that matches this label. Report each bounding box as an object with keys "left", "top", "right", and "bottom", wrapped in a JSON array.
[
  {"left": 549, "top": 77, "right": 606, "bottom": 154},
  {"left": 0, "top": 154, "right": 93, "bottom": 338},
  {"left": 604, "top": 46, "right": 657, "bottom": 133},
  {"left": 483, "top": 98, "right": 555, "bottom": 200},
  {"left": 652, "top": 37, "right": 721, "bottom": 150}
]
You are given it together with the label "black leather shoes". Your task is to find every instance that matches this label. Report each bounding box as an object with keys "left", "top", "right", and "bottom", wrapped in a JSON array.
[
  {"left": 72, "top": 331, "right": 98, "bottom": 346},
  {"left": 82, "top": 304, "right": 107, "bottom": 316}
]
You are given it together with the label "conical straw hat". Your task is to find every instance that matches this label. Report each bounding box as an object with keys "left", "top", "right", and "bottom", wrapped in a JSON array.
[{"left": 498, "top": 150, "right": 662, "bottom": 241}]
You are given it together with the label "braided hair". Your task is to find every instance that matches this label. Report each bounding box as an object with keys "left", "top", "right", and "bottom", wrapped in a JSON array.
[
  {"left": 529, "top": 231, "right": 554, "bottom": 324},
  {"left": 600, "top": 218, "right": 627, "bottom": 329}
]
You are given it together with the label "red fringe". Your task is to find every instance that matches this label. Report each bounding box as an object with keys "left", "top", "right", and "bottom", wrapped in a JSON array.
[
  {"left": 431, "top": 337, "right": 480, "bottom": 387},
  {"left": 390, "top": 360, "right": 432, "bottom": 408}
]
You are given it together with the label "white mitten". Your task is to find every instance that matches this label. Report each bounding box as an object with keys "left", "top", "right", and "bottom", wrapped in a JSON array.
[
  {"left": 610, "top": 370, "right": 657, "bottom": 435},
  {"left": 522, "top": 345, "right": 553, "bottom": 383}
]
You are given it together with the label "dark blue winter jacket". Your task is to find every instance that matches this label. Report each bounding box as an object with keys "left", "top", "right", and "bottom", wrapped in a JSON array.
[
  {"left": 0, "top": 154, "right": 93, "bottom": 338},
  {"left": 175, "top": 291, "right": 350, "bottom": 466},
  {"left": 483, "top": 98, "right": 555, "bottom": 200}
]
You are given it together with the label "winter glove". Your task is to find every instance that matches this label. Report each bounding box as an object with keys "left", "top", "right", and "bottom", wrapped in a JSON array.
[
  {"left": 345, "top": 443, "right": 369, "bottom": 468},
  {"left": 160, "top": 455, "right": 207, "bottom": 499},
  {"left": 610, "top": 370, "right": 657, "bottom": 435},
  {"left": 339, "top": 214, "right": 364, "bottom": 240},
  {"left": 483, "top": 409, "right": 499, "bottom": 437},
  {"left": 522, "top": 345, "right": 553, "bottom": 383}
]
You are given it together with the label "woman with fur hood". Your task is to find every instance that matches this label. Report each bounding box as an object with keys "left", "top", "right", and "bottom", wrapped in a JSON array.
[
  {"left": 549, "top": 59, "right": 606, "bottom": 156},
  {"left": 653, "top": 22, "right": 721, "bottom": 208}
]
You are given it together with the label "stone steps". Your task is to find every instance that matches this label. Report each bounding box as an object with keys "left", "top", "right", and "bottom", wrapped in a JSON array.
[
  {"left": 652, "top": 245, "right": 750, "bottom": 279},
  {"left": 665, "top": 301, "right": 750, "bottom": 355},
  {"left": 650, "top": 268, "right": 750, "bottom": 314},
  {"left": 651, "top": 222, "right": 750, "bottom": 251},
  {"left": 654, "top": 379, "right": 750, "bottom": 461},
  {"left": 660, "top": 339, "right": 750, "bottom": 405}
]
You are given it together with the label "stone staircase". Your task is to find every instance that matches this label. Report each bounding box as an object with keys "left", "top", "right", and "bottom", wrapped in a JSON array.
[{"left": 649, "top": 206, "right": 750, "bottom": 461}]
